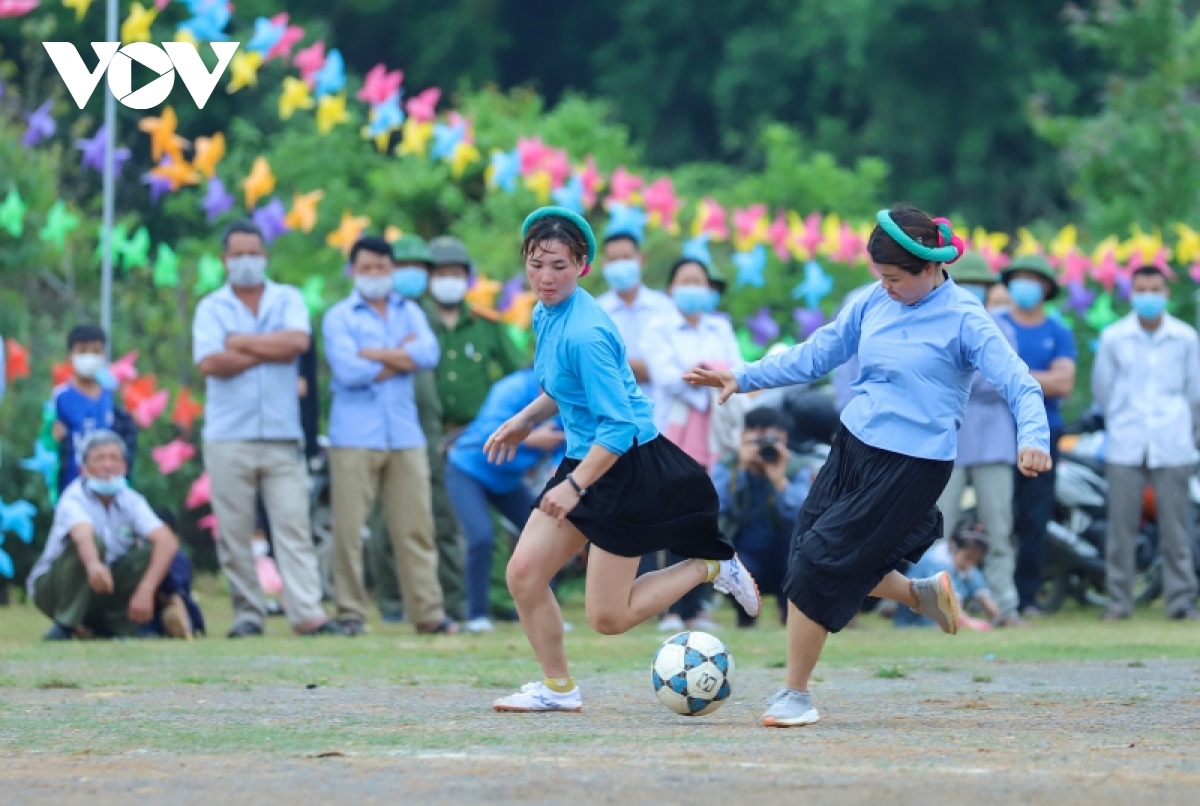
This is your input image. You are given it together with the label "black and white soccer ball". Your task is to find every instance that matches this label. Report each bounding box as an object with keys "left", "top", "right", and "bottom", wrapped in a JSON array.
[{"left": 651, "top": 631, "right": 734, "bottom": 716}]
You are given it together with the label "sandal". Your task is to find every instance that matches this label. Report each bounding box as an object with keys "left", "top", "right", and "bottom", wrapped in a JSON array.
[{"left": 416, "top": 617, "right": 460, "bottom": 635}]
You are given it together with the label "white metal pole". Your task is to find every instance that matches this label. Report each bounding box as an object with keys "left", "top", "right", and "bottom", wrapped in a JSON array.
[{"left": 99, "top": 0, "right": 117, "bottom": 359}]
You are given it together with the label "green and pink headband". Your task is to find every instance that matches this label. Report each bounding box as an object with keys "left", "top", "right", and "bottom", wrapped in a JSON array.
[{"left": 875, "top": 209, "right": 965, "bottom": 265}]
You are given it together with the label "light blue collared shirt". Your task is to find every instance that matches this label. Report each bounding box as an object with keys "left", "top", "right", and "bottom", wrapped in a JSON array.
[
  {"left": 733, "top": 279, "right": 1049, "bottom": 462},
  {"left": 193, "top": 281, "right": 310, "bottom": 443},
  {"left": 533, "top": 288, "right": 658, "bottom": 459},
  {"left": 323, "top": 290, "right": 440, "bottom": 451}
]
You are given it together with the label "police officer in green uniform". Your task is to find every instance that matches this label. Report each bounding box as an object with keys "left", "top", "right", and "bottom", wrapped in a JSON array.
[
  {"left": 366, "top": 234, "right": 468, "bottom": 623},
  {"left": 423, "top": 236, "right": 528, "bottom": 431}
]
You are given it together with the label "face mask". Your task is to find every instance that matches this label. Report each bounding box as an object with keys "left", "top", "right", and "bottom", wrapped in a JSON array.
[
  {"left": 960, "top": 284, "right": 987, "bottom": 302},
  {"left": 430, "top": 276, "right": 469, "bottom": 306},
  {"left": 355, "top": 274, "right": 392, "bottom": 300},
  {"left": 603, "top": 259, "right": 641, "bottom": 292},
  {"left": 1131, "top": 292, "right": 1167, "bottom": 320},
  {"left": 226, "top": 255, "right": 267, "bottom": 287},
  {"left": 1007, "top": 278, "right": 1044, "bottom": 311},
  {"left": 71, "top": 353, "right": 105, "bottom": 379},
  {"left": 86, "top": 475, "right": 127, "bottom": 497},
  {"left": 392, "top": 267, "right": 428, "bottom": 299},
  {"left": 673, "top": 286, "right": 716, "bottom": 315}
]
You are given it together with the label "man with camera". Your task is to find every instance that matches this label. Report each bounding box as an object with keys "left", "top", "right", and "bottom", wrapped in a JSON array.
[{"left": 711, "top": 407, "right": 812, "bottom": 627}]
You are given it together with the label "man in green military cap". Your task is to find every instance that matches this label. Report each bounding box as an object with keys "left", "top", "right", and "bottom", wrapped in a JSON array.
[
  {"left": 423, "top": 236, "right": 528, "bottom": 431},
  {"left": 998, "top": 253, "right": 1077, "bottom": 618},
  {"left": 366, "top": 233, "right": 469, "bottom": 623}
]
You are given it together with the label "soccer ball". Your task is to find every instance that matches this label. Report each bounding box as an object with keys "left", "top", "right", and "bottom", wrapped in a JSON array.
[{"left": 651, "top": 631, "right": 734, "bottom": 716}]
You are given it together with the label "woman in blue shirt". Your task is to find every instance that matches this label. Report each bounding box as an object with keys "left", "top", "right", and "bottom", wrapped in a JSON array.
[
  {"left": 688, "top": 205, "right": 1053, "bottom": 729},
  {"left": 485, "top": 207, "right": 762, "bottom": 714}
]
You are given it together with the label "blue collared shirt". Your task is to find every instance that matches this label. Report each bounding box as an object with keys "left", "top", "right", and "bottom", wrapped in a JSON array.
[
  {"left": 733, "top": 279, "right": 1049, "bottom": 461},
  {"left": 533, "top": 288, "right": 658, "bottom": 459},
  {"left": 192, "top": 281, "right": 310, "bottom": 443},
  {"left": 322, "top": 290, "right": 440, "bottom": 450}
]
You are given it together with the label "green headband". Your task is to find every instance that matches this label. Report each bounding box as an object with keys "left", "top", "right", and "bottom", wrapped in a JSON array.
[
  {"left": 521, "top": 206, "right": 597, "bottom": 267},
  {"left": 875, "top": 209, "right": 962, "bottom": 264}
]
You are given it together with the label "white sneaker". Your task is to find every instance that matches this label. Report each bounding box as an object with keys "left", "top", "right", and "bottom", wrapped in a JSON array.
[
  {"left": 492, "top": 681, "right": 583, "bottom": 712},
  {"left": 657, "top": 614, "right": 686, "bottom": 632},
  {"left": 686, "top": 614, "right": 721, "bottom": 631},
  {"left": 713, "top": 555, "right": 761, "bottom": 617},
  {"left": 464, "top": 617, "right": 495, "bottom": 634}
]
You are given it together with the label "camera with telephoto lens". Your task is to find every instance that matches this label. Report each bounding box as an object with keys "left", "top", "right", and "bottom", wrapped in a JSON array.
[{"left": 756, "top": 436, "right": 781, "bottom": 464}]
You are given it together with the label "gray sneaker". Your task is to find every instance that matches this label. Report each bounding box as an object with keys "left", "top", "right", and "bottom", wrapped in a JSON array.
[
  {"left": 761, "top": 688, "right": 820, "bottom": 728},
  {"left": 911, "top": 571, "right": 960, "bottom": 635}
]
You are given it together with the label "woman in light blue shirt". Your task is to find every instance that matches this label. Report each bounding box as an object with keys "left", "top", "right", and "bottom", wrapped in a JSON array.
[
  {"left": 484, "top": 207, "right": 762, "bottom": 714},
  {"left": 688, "top": 205, "right": 1053, "bottom": 729}
]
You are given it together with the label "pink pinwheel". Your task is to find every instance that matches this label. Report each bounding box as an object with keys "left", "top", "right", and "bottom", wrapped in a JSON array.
[
  {"left": 789, "top": 212, "right": 824, "bottom": 261},
  {"left": 1190, "top": 262, "right": 1200, "bottom": 284},
  {"left": 133, "top": 389, "right": 169, "bottom": 428},
  {"left": 1129, "top": 246, "right": 1175, "bottom": 280},
  {"left": 577, "top": 155, "right": 603, "bottom": 210},
  {"left": 606, "top": 166, "right": 643, "bottom": 206},
  {"left": 642, "top": 177, "right": 681, "bottom": 233},
  {"left": 109, "top": 350, "right": 139, "bottom": 385},
  {"left": 197, "top": 513, "right": 217, "bottom": 534},
  {"left": 357, "top": 63, "right": 403, "bottom": 106},
  {"left": 1056, "top": 249, "right": 1091, "bottom": 286},
  {"left": 767, "top": 210, "right": 790, "bottom": 262},
  {"left": 1090, "top": 248, "right": 1122, "bottom": 291},
  {"left": 732, "top": 204, "right": 768, "bottom": 252},
  {"left": 294, "top": 40, "right": 326, "bottom": 85},
  {"left": 151, "top": 439, "right": 196, "bottom": 475},
  {"left": 265, "top": 14, "right": 304, "bottom": 62},
  {"left": 692, "top": 197, "right": 728, "bottom": 241},
  {"left": 540, "top": 148, "right": 571, "bottom": 189},
  {"left": 405, "top": 87, "right": 440, "bottom": 123},
  {"left": 833, "top": 222, "right": 866, "bottom": 265},
  {"left": 0, "top": 1, "right": 40, "bottom": 18},
  {"left": 186, "top": 473, "right": 211, "bottom": 510}
]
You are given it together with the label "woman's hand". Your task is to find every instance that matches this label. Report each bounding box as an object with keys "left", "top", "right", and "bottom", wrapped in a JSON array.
[
  {"left": 1017, "top": 448, "right": 1053, "bottom": 478},
  {"left": 539, "top": 479, "right": 581, "bottom": 523},
  {"left": 682, "top": 366, "right": 740, "bottom": 404},
  {"left": 524, "top": 423, "right": 565, "bottom": 451},
  {"left": 484, "top": 413, "right": 535, "bottom": 463}
]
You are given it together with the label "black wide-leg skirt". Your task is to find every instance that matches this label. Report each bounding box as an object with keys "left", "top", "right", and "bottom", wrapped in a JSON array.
[
  {"left": 535, "top": 435, "right": 735, "bottom": 561},
  {"left": 783, "top": 426, "right": 953, "bottom": 633}
]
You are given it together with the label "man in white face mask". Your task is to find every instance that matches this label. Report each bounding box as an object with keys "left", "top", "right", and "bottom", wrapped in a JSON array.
[
  {"left": 323, "top": 235, "right": 454, "bottom": 634},
  {"left": 193, "top": 220, "right": 346, "bottom": 637},
  {"left": 596, "top": 216, "right": 674, "bottom": 397},
  {"left": 51, "top": 324, "right": 117, "bottom": 494}
]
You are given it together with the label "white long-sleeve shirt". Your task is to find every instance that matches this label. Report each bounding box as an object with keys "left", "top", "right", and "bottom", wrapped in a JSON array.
[
  {"left": 1093, "top": 312, "right": 1200, "bottom": 468},
  {"left": 641, "top": 309, "right": 743, "bottom": 432}
]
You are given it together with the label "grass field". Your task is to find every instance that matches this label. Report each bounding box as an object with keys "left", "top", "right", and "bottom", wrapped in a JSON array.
[{"left": 2, "top": 581, "right": 1200, "bottom": 804}]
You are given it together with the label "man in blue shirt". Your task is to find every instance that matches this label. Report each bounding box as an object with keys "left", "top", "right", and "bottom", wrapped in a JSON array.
[
  {"left": 711, "top": 407, "right": 811, "bottom": 628},
  {"left": 999, "top": 254, "right": 1077, "bottom": 616},
  {"left": 52, "top": 325, "right": 116, "bottom": 493},
  {"left": 194, "top": 220, "right": 345, "bottom": 638},
  {"left": 323, "top": 235, "right": 453, "bottom": 634}
]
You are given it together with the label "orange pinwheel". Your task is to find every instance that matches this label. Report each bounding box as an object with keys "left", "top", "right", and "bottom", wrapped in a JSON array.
[
  {"left": 192, "top": 133, "right": 225, "bottom": 178},
  {"left": 138, "top": 106, "right": 189, "bottom": 163},
  {"left": 120, "top": 374, "right": 159, "bottom": 412},
  {"left": 171, "top": 387, "right": 205, "bottom": 430},
  {"left": 5, "top": 339, "right": 30, "bottom": 380}
]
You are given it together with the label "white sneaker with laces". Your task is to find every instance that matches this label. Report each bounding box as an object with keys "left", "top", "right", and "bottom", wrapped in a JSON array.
[
  {"left": 464, "top": 617, "right": 495, "bottom": 634},
  {"left": 493, "top": 681, "right": 583, "bottom": 712},
  {"left": 713, "top": 556, "right": 761, "bottom": 617},
  {"left": 657, "top": 614, "right": 686, "bottom": 632}
]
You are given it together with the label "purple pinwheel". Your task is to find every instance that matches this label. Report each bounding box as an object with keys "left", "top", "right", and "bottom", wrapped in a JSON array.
[
  {"left": 1065, "top": 281, "right": 1096, "bottom": 316},
  {"left": 22, "top": 100, "right": 55, "bottom": 147},
  {"left": 1114, "top": 273, "right": 1132, "bottom": 301},
  {"left": 141, "top": 163, "right": 175, "bottom": 204},
  {"left": 76, "top": 125, "right": 131, "bottom": 175},
  {"left": 497, "top": 274, "right": 526, "bottom": 313},
  {"left": 252, "top": 197, "right": 289, "bottom": 244},
  {"left": 745, "top": 307, "right": 780, "bottom": 346},
  {"left": 793, "top": 307, "right": 826, "bottom": 339},
  {"left": 201, "top": 177, "right": 235, "bottom": 222}
]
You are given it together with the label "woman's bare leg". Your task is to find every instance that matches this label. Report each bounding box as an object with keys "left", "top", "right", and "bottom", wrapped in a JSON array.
[
  {"left": 870, "top": 570, "right": 918, "bottom": 607},
  {"left": 506, "top": 510, "right": 588, "bottom": 679},
  {"left": 784, "top": 602, "right": 829, "bottom": 691},
  {"left": 584, "top": 545, "right": 710, "bottom": 635}
]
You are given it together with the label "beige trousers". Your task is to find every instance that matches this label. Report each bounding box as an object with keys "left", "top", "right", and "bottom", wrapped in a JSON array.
[
  {"left": 204, "top": 441, "right": 326, "bottom": 630},
  {"left": 329, "top": 447, "right": 444, "bottom": 626}
]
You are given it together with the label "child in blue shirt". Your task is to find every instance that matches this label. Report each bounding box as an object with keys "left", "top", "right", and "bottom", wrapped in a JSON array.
[
  {"left": 53, "top": 325, "right": 116, "bottom": 493},
  {"left": 895, "top": 527, "right": 1000, "bottom": 628}
]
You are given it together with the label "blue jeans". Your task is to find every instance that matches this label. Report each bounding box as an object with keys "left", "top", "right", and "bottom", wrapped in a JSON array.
[
  {"left": 445, "top": 462, "right": 534, "bottom": 620},
  {"left": 1013, "top": 430, "right": 1060, "bottom": 611}
]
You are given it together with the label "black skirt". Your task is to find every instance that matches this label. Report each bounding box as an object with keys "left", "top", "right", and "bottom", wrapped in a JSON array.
[
  {"left": 535, "top": 435, "right": 735, "bottom": 560},
  {"left": 784, "top": 427, "right": 953, "bottom": 633}
]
